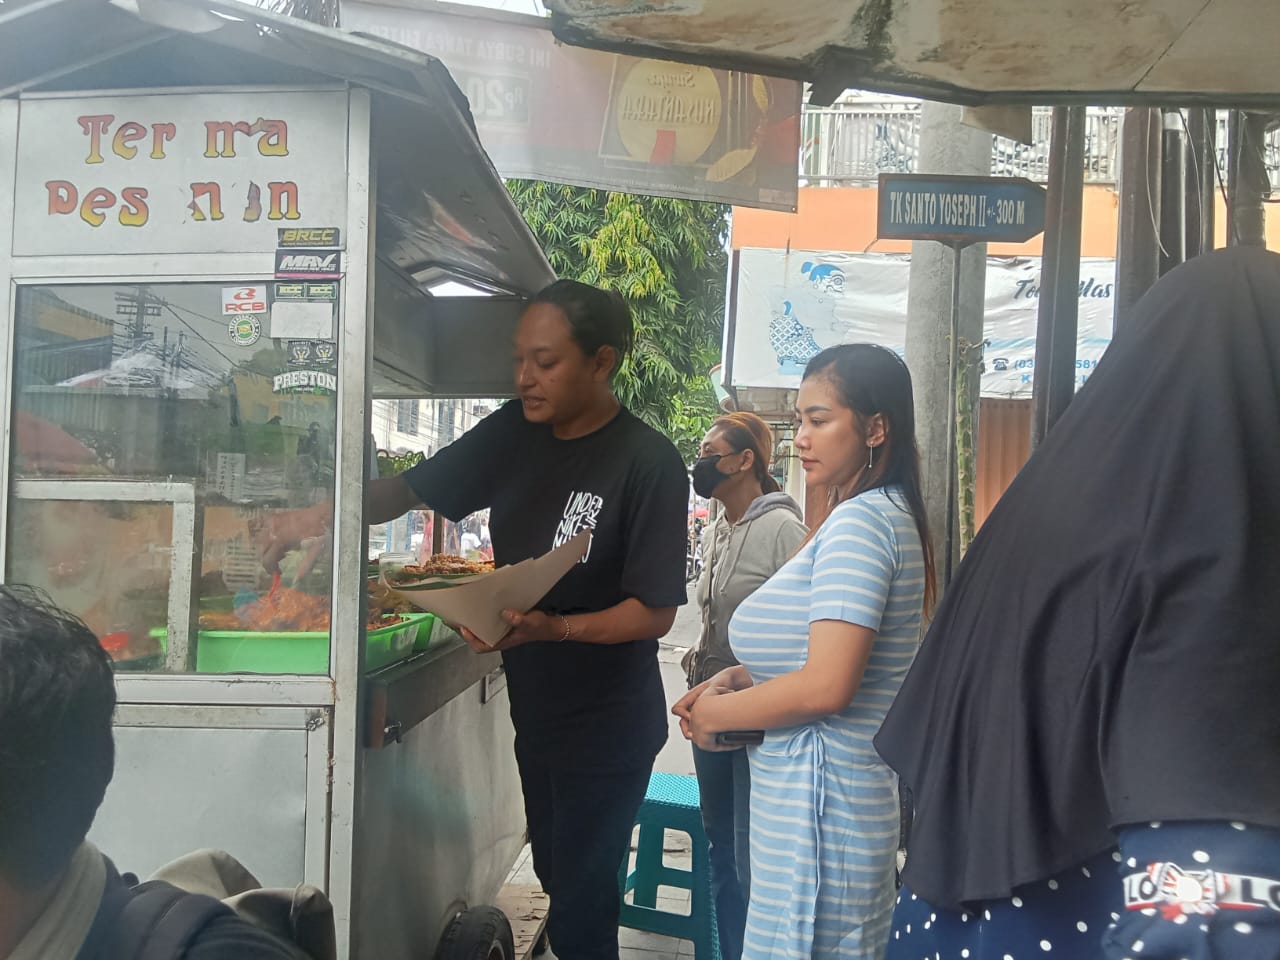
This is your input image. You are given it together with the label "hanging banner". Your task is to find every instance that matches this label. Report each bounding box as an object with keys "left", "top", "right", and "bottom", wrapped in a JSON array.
[
  {"left": 342, "top": 2, "right": 801, "bottom": 211},
  {"left": 731, "top": 249, "right": 1115, "bottom": 399}
]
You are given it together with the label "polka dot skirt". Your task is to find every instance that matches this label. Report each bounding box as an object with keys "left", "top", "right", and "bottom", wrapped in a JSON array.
[
  {"left": 886, "top": 821, "right": 1280, "bottom": 959},
  {"left": 886, "top": 847, "right": 1119, "bottom": 960},
  {"left": 1101, "top": 820, "right": 1280, "bottom": 960}
]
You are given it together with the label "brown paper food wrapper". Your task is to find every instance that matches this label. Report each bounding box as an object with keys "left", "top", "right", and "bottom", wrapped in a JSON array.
[{"left": 387, "top": 531, "right": 591, "bottom": 647}]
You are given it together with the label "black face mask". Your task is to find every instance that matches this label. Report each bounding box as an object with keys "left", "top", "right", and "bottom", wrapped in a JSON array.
[{"left": 691, "top": 454, "right": 730, "bottom": 499}]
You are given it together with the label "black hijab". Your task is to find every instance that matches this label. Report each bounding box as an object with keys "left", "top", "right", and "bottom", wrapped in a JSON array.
[{"left": 875, "top": 247, "right": 1280, "bottom": 910}]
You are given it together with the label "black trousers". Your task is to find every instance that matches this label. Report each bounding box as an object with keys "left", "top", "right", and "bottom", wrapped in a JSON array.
[{"left": 516, "top": 745, "right": 654, "bottom": 960}]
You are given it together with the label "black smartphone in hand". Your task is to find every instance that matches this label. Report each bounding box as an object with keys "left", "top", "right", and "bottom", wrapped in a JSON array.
[{"left": 714, "top": 730, "right": 765, "bottom": 747}]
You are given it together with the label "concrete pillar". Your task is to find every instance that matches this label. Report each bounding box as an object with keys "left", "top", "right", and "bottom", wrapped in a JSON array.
[{"left": 904, "top": 102, "right": 989, "bottom": 594}]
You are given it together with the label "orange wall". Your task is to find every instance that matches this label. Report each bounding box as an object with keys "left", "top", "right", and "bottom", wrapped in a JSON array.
[
  {"left": 976, "top": 399, "right": 1032, "bottom": 531},
  {"left": 732, "top": 186, "right": 1278, "bottom": 257}
]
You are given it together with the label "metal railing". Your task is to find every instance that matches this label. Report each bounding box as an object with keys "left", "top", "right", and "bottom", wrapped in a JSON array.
[
  {"left": 801, "top": 104, "right": 1280, "bottom": 189},
  {"left": 801, "top": 104, "right": 1124, "bottom": 185}
]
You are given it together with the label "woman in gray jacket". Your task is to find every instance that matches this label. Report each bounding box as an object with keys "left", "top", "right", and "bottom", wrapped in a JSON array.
[{"left": 679, "top": 412, "right": 806, "bottom": 960}]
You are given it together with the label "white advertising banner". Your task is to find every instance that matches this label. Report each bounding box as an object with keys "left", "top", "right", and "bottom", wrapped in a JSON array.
[
  {"left": 732, "top": 249, "right": 1116, "bottom": 398},
  {"left": 12, "top": 91, "right": 349, "bottom": 257}
]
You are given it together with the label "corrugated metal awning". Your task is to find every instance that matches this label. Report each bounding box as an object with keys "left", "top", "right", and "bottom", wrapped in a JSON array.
[
  {"left": 545, "top": 0, "right": 1280, "bottom": 106},
  {"left": 0, "top": 0, "right": 554, "bottom": 297}
]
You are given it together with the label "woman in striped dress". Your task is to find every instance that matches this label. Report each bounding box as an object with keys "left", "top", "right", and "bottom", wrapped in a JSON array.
[{"left": 674, "top": 343, "right": 935, "bottom": 960}]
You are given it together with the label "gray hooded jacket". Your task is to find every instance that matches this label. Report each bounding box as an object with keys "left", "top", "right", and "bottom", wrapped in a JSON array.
[{"left": 682, "top": 492, "right": 807, "bottom": 686}]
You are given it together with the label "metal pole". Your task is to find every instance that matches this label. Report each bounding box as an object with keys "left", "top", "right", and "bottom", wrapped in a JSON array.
[
  {"left": 1159, "top": 109, "right": 1186, "bottom": 275},
  {"left": 943, "top": 241, "right": 962, "bottom": 587},
  {"left": 1032, "top": 105, "right": 1087, "bottom": 449},
  {"left": 722, "top": 250, "right": 742, "bottom": 391},
  {"left": 1201, "top": 108, "right": 1217, "bottom": 251},
  {"left": 1234, "top": 111, "right": 1272, "bottom": 247},
  {"left": 1226, "top": 109, "right": 1240, "bottom": 245},
  {"left": 1184, "top": 108, "right": 1214, "bottom": 258},
  {"left": 1115, "top": 107, "right": 1162, "bottom": 335}
]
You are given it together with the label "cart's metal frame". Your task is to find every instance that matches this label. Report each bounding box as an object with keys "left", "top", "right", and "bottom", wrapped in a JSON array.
[
  {"left": 0, "top": 83, "right": 367, "bottom": 927},
  {"left": 0, "top": 5, "right": 554, "bottom": 950}
]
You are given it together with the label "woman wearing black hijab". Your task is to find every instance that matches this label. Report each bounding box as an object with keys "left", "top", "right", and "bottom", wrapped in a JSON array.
[{"left": 879, "top": 247, "right": 1280, "bottom": 960}]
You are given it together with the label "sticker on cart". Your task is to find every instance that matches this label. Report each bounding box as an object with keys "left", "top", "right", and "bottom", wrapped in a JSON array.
[
  {"left": 275, "top": 248, "right": 342, "bottom": 279},
  {"left": 228, "top": 315, "right": 263, "bottom": 347},
  {"left": 273, "top": 282, "right": 306, "bottom": 301},
  {"left": 287, "top": 341, "right": 314, "bottom": 366},
  {"left": 287, "top": 341, "right": 335, "bottom": 366},
  {"left": 278, "top": 227, "right": 341, "bottom": 249},
  {"left": 271, "top": 300, "right": 334, "bottom": 340},
  {"left": 273, "top": 370, "right": 337, "bottom": 395},
  {"left": 222, "top": 285, "right": 268, "bottom": 315},
  {"left": 305, "top": 281, "right": 339, "bottom": 301}
]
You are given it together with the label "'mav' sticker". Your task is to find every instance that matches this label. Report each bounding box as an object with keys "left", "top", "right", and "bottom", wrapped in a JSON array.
[{"left": 275, "top": 249, "right": 342, "bottom": 279}]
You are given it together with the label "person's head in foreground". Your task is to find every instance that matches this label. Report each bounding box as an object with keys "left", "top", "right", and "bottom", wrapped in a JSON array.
[{"left": 0, "top": 585, "right": 115, "bottom": 955}]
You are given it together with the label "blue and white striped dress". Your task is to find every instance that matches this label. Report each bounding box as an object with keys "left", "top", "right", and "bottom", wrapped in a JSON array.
[{"left": 729, "top": 487, "right": 926, "bottom": 960}]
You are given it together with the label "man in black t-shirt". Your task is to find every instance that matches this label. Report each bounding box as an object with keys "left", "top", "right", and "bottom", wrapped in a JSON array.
[
  {"left": 367, "top": 281, "right": 690, "bottom": 960},
  {"left": 404, "top": 398, "right": 687, "bottom": 764}
]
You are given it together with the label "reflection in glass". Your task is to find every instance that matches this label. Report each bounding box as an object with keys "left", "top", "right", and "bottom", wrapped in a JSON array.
[
  {"left": 8, "top": 283, "right": 339, "bottom": 675},
  {"left": 8, "top": 498, "right": 174, "bottom": 669}
]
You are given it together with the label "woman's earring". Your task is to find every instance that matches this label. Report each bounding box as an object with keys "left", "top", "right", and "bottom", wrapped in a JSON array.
[{"left": 867, "top": 443, "right": 875, "bottom": 469}]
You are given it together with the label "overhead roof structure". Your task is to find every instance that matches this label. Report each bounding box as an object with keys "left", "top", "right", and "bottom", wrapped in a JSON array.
[
  {"left": 0, "top": 0, "right": 555, "bottom": 297},
  {"left": 546, "top": 0, "right": 1280, "bottom": 106}
]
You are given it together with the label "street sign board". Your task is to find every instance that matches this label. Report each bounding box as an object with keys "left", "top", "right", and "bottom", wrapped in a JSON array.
[{"left": 876, "top": 174, "right": 1047, "bottom": 245}]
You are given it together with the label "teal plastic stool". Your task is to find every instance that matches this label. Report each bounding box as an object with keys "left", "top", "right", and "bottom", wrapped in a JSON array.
[{"left": 618, "top": 772, "right": 720, "bottom": 960}]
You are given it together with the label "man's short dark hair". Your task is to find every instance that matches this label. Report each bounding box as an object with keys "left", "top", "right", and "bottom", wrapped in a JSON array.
[{"left": 0, "top": 585, "right": 115, "bottom": 888}]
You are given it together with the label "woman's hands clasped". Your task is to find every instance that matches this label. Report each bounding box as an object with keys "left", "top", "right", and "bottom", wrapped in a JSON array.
[{"left": 672, "top": 666, "right": 754, "bottom": 751}]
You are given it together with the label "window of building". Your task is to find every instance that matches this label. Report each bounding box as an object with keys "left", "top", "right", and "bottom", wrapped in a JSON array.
[{"left": 396, "top": 399, "right": 419, "bottom": 435}]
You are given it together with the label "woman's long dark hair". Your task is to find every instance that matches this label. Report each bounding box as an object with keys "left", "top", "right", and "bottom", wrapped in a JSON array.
[{"left": 804, "top": 344, "right": 937, "bottom": 614}]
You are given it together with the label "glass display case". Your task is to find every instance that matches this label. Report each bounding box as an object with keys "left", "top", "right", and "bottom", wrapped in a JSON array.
[{"left": 8, "top": 281, "right": 340, "bottom": 674}]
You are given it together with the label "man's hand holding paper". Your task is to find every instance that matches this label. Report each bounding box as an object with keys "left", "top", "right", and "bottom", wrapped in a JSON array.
[{"left": 391, "top": 530, "right": 591, "bottom": 648}]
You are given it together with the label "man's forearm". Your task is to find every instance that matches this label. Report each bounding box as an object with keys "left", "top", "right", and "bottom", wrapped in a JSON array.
[
  {"left": 366, "top": 476, "right": 423, "bottom": 526},
  {"left": 563, "top": 598, "right": 677, "bottom": 646}
]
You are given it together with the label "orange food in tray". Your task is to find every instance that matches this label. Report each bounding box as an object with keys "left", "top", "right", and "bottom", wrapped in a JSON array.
[
  {"left": 200, "top": 586, "right": 408, "bottom": 633},
  {"left": 388, "top": 554, "right": 494, "bottom": 580}
]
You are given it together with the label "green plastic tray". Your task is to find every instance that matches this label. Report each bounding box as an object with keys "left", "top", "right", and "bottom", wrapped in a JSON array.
[
  {"left": 410, "top": 612, "right": 441, "bottom": 651},
  {"left": 151, "top": 612, "right": 433, "bottom": 675}
]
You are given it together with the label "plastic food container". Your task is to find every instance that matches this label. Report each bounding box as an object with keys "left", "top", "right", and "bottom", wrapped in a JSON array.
[
  {"left": 150, "top": 612, "right": 434, "bottom": 674},
  {"left": 411, "top": 612, "right": 439, "bottom": 651},
  {"left": 376, "top": 552, "right": 416, "bottom": 582}
]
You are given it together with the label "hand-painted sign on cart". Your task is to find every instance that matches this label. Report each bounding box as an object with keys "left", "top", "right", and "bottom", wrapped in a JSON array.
[{"left": 12, "top": 91, "right": 348, "bottom": 256}]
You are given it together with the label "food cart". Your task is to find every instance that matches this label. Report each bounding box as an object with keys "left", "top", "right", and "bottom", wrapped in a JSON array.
[{"left": 0, "top": 2, "right": 555, "bottom": 957}]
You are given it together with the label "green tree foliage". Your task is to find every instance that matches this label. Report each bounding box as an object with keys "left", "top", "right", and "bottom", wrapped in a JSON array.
[{"left": 507, "top": 180, "right": 728, "bottom": 459}]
